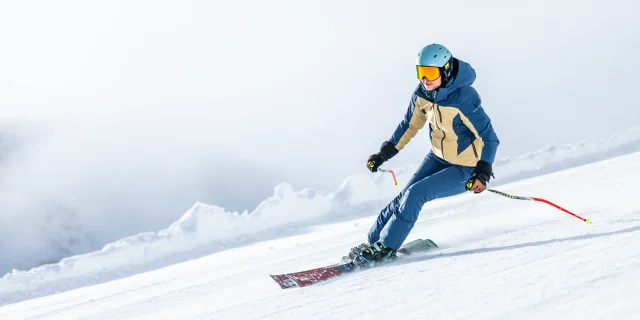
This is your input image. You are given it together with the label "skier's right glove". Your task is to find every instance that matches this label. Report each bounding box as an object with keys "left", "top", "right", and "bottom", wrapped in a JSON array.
[
  {"left": 465, "top": 160, "right": 494, "bottom": 193},
  {"left": 366, "top": 141, "right": 399, "bottom": 173}
]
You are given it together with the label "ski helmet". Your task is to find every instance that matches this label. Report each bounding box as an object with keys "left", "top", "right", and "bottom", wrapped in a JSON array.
[{"left": 415, "top": 44, "right": 454, "bottom": 85}]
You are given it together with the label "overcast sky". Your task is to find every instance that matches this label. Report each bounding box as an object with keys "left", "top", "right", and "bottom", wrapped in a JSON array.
[{"left": 0, "top": 0, "right": 638, "bottom": 236}]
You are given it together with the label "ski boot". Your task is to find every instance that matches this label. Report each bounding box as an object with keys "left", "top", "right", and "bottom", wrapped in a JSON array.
[
  {"left": 345, "top": 241, "right": 397, "bottom": 266},
  {"left": 341, "top": 243, "right": 370, "bottom": 263}
]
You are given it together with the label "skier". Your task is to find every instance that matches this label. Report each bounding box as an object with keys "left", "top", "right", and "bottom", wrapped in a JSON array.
[{"left": 348, "top": 43, "right": 500, "bottom": 264}]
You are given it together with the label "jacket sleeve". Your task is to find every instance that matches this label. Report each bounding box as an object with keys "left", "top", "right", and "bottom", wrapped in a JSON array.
[
  {"left": 388, "top": 93, "right": 428, "bottom": 151},
  {"left": 458, "top": 89, "right": 500, "bottom": 165}
]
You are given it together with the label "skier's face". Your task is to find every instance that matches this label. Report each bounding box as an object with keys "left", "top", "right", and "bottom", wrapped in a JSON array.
[{"left": 421, "top": 76, "right": 441, "bottom": 91}]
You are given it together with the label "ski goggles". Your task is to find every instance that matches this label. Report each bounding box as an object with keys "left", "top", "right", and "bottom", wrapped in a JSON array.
[{"left": 416, "top": 65, "right": 441, "bottom": 81}]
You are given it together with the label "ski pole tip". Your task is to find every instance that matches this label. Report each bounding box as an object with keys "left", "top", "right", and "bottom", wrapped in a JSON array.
[{"left": 585, "top": 219, "right": 591, "bottom": 224}]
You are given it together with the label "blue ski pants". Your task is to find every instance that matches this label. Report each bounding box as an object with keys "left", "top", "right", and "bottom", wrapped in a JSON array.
[{"left": 368, "top": 152, "right": 475, "bottom": 249}]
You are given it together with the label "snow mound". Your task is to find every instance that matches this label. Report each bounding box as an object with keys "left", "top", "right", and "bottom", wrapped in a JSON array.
[
  {"left": 0, "top": 178, "right": 396, "bottom": 305},
  {"left": 1, "top": 126, "right": 640, "bottom": 306}
]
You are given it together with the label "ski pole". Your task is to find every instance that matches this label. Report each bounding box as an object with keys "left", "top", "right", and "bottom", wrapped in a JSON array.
[
  {"left": 484, "top": 188, "right": 591, "bottom": 224},
  {"left": 377, "top": 168, "right": 399, "bottom": 187}
]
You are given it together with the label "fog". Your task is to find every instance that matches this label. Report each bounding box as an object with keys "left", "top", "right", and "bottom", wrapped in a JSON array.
[{"left": 0, "top": 0, "right": 638, "bottom": 272}]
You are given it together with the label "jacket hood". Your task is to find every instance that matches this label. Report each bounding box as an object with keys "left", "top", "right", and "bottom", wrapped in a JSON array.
[{"left": 435, "top": 58, "right": 476, "bottom": 101}]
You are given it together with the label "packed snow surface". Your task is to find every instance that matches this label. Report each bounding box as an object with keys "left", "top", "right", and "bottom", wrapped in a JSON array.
[{"left": 1, "top": 146, "right": 640, "bottom": 318}]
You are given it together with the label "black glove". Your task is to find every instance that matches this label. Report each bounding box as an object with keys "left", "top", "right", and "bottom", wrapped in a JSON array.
[
  {"left": 366, "top": 141, "right": 399, "bottom": 172},
  {"left": 465, "top": 160, "right": 494, "bottom": 192}
]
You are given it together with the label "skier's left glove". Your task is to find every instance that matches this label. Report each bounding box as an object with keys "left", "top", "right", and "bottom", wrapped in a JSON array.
[
  {"left": 466, "top": 160, "right": 494, "bottom": 193},
  {"left": 366, "top": 141, "right": 399, "bottom": 173}
]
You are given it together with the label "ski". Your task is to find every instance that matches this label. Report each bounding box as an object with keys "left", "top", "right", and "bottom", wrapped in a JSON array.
[{"left": 270, "top": 239, "right": 438, "bottom": 289}]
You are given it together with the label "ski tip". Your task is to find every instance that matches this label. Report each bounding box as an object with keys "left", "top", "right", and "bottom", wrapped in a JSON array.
[
  {"left": 426, "top": 239, "right": 439, "bottom": 248},
  {"left": 585, "top": 219, "right": 592, "bottom": 224},
  {"left": 414, "top": 238, "right": 438, "bottom": 247}
]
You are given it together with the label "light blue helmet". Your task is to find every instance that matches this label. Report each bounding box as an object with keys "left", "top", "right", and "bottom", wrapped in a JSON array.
[
  {"left": 416, "top": 44, "right": 454, "bottom": 84},
  {"left": 416, "top": 44, "right": 452, "bottom": 67}
]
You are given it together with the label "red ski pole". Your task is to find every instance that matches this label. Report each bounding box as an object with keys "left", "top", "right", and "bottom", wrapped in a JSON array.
[
  {"left": 377, "top": 168, "right": 399, "bottom": 187},
  {"left": 484, "top": 188, "right": 591, "bottom": 224}
]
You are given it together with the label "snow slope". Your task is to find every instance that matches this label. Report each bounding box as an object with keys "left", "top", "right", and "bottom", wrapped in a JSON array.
[
  {"left": 1, "top": 150, "right": 640, "bottom": 319},
  {"left": 1, "top": 127, "right": 640, "bottom": 308},
  {"left": 1, "top": 124, "right": 640, "bottom": 280}
]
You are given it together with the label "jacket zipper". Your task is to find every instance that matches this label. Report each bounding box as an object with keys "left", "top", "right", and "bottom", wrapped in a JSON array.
[
  {"left": 431, "top": 91, "right": 446, "bottom": 160},
  {"left": 468, "top": 137, "right": 478, "bottom": 158},
  {"left": 437, "top": 105, "right": 445, "bottom": 159}
]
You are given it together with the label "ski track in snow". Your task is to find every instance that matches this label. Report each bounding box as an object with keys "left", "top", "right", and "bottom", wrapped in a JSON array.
[{"left": 0, "top": 127, "right": 639, "bottom": 317}]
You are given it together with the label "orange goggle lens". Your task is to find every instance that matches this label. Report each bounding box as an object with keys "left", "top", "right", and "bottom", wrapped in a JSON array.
[{"left": 416, "top": 66, "right": 441, "bottom": 81}]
